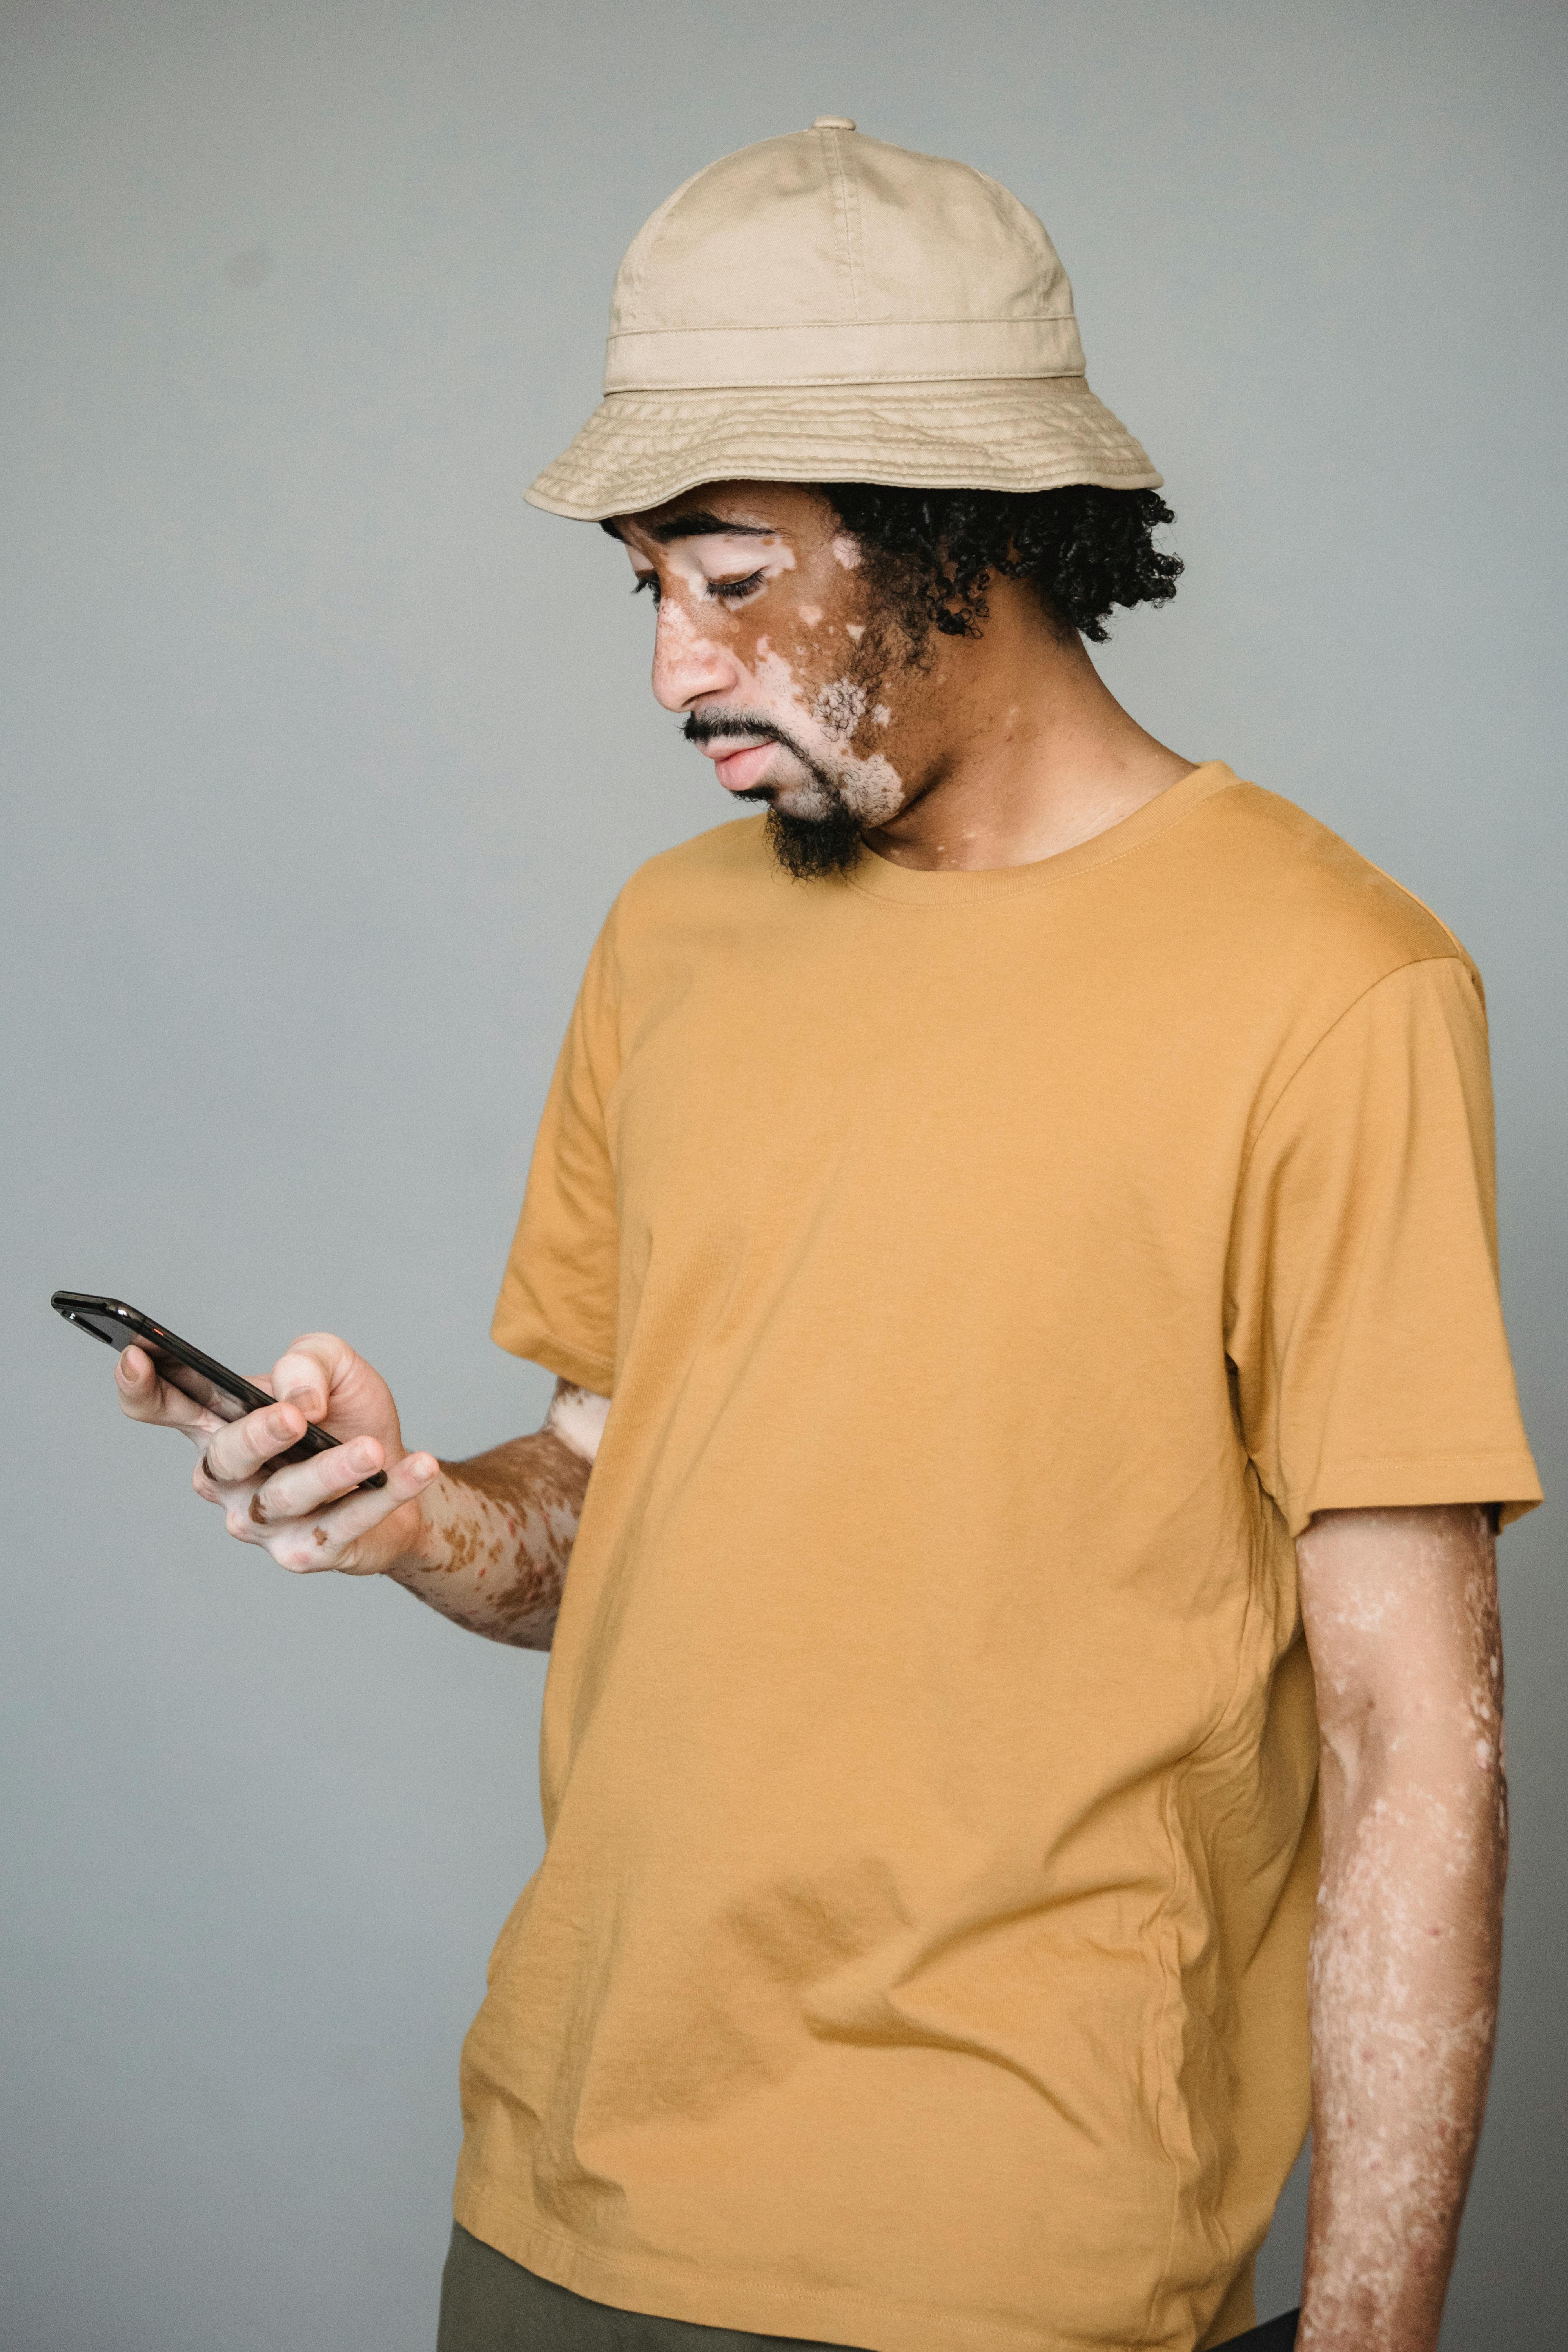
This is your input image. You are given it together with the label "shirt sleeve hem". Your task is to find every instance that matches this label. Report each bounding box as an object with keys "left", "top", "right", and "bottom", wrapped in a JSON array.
[
  {"left": 1284, "top": 1451, "right": 1543, "bottom": 1538},
  {"left": 488, "top": 1313, "right": 615, "bottom": 1397}
]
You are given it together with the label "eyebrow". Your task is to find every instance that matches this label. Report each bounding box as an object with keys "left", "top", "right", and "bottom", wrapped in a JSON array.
[{"left": 644, "top": 511, "right": 779, "bottom": 544}]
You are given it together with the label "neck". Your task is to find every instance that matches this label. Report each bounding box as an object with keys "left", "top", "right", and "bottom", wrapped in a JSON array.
[{"left": 862, "top": 583, "right": 1194, "bottom": 872}]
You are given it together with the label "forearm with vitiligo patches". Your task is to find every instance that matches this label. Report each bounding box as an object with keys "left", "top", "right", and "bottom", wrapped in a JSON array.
[
  {"left": 1301, "top": 1772, "right": 1504, "bottom": 2350},
  {"left": 388, "top": 1391, "right": 602, "bottom": 1646},
  {"left": 1299, "top": 1515, "right": 1507, "bottom": 2351}
]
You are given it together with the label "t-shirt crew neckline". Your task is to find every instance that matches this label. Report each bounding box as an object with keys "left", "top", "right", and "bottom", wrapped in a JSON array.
[{"left": 846, "top": 759, "right": 1238, "bottom": 906}]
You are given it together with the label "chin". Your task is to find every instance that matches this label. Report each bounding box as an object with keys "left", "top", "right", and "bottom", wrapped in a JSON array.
[
  {"left": 766, "top": 778, "right": 837, "bottom": 824},
  {"left": 764, "top": 800, "right": 866, "bottom": 881}
]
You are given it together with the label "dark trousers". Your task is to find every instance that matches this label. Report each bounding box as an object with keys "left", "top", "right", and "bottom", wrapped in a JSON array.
[{"left": 437, "top": 2223, "right": 1299, "bottom": 2351}]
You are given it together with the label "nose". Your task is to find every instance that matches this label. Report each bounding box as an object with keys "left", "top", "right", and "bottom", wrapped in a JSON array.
[{"left": 650, "top": 597, "right": 740, "bottom": 713}]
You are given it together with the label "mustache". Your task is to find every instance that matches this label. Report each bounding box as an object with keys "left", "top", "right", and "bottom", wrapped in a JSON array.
[
  {"left": 683, "top": 708, "right": 789, "bottom": 746},
  {"left": 681, "top": 709, "right": 836, "bottom": 798}
]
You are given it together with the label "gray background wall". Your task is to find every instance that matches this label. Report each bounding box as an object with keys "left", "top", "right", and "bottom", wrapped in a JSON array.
[{"left": 2, "top": 4, "right": 1563, "bottom": 2346}]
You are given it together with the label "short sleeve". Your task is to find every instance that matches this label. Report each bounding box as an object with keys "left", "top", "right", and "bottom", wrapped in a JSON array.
[
  {"left": 490, "top": 917, "right": 622, "bottom": 1393},
  {"left": 1225, "top": 956, "right": 1541, "bottom": 1536}
]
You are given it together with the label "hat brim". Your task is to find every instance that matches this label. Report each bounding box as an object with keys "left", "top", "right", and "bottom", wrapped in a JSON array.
[{"left": 526, "top": 377, "right": 1161, "bottom": 522}]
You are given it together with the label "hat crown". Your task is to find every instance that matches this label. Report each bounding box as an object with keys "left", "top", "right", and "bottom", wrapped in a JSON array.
[{"left": 604, "top": 125, "right": 1087, "bottom": 393}]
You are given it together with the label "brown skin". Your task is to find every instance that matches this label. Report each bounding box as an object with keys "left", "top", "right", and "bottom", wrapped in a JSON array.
[
  {"left": 113, "top": 482, "right": 1504, "bottom": 2348},
  {"left": 113, "top": 1333, "right": 591, "bottom": 1646},
  {"left": 616, "top": 480, "right": 1195, "bottom": 868}
]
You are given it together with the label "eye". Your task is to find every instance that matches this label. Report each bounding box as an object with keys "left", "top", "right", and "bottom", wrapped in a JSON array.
[
  {"left": 632, "top": 573, "right": 661, "bottom": 604},
  {"left": 706, "top": 570, "right": 766, "bottom": 604}
]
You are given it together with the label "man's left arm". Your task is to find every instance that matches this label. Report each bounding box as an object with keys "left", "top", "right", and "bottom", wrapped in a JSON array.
[{"left": 1295, "top": 1501, "right": 1507, "bottom": 2352}]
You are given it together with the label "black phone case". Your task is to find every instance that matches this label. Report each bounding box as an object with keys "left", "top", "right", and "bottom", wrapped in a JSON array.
[{"left": 51, "top": 1292, "right": 387, "bottom": 1492}]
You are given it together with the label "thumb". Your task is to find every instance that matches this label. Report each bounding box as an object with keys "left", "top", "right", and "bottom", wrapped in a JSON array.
[{"left": 269, "top": 1331, "right": 357, "bottom": 1423}]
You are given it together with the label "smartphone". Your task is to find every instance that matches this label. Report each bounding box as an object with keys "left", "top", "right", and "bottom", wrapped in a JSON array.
[{"left": 51, "top": 1291, "right": 387, "bottom": 1491}]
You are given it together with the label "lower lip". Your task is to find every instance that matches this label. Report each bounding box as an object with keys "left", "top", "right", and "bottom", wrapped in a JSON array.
[{"left": 713, "top": 742, "right": 776, "bottom": 793}]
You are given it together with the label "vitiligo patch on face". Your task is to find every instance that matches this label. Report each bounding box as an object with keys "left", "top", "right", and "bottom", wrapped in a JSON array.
[
  {"left": 624, "top": 501, "right": 910, "bottom": 854},
  {"left": 838, "top": 753, "right": 903, "bottom": 825},
  {"left": 744, "top": 645, "right": 906, "bottom": 827},
  {"left": 813, "top": 676, "right": 867, "bottom": 741},
  {"left": 652, "top": 595, "right": 707, "bottom": 664},
  {"left": 625, "top": 528, "right": 798, "bottom": 606}
]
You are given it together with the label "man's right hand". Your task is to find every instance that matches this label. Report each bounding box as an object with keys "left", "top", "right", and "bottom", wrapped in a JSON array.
[{"left": 116, "top": 1329, "right": 439, "bottom": 1578}]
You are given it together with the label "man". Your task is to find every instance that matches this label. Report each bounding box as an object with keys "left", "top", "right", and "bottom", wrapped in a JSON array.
[{"left": 114, "top": 123, "right": 1539, "bottom": 2352}]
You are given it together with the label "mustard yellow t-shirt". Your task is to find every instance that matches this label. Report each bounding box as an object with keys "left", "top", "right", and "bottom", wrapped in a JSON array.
[{"left": 456, "top": 764, "right": 1539, "bottom": 2352}]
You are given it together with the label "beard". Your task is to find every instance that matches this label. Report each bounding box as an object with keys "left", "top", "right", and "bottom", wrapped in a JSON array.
[
  {"left": 762, "top": 795, "right": 868, "bottom": 880},
  {"left": 681, "top": 711, "right": 884, "bottom": 881}
]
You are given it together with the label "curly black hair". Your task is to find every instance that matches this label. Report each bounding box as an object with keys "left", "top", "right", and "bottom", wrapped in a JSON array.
[{"left": 820, "top": 483, "right": 1181, "bottom": 645}]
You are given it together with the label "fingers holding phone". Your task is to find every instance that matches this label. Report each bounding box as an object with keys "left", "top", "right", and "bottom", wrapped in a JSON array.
[
  {"left": 190, "top": 1331, "right": 437, "bottom": 1577},
  {"left": 115, "top": 1339, "right": 228, "bottom": 1438},
  {"left": 104, "top": 1317, "right": 439, "bottom": 1577},
  {"left": 195, "top": 1409, "right": 439, "bottom": 1578}
]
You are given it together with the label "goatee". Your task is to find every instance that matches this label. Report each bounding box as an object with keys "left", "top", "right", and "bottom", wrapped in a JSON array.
[{"left": 764, "top": 799, "right": 867, "bottom": 880}]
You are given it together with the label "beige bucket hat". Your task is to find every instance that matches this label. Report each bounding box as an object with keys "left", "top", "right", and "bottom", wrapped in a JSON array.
[{"left": 527, "top": 118, "right": 1161, "bottom": 523}]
